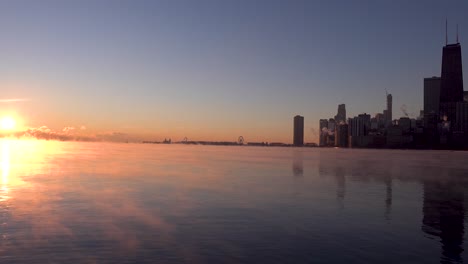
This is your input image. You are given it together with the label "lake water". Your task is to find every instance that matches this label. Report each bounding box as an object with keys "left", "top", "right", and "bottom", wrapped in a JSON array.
[{"left": 0, "top": 139, "right": 467, "bottom": 263}]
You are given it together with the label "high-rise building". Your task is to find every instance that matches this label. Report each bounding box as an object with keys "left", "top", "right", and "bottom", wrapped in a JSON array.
[
  {"left": 386, "top": 94, "right": 393, "bottom": 126},
  {"left": 464, "top": 91, "right": 468, "bottom": 102},
  {"left": 319, "top": 119, "right": 329, "bottom": 146},
  {"left": 327, "top": 118, "right": 336, "bottom": 146},
  {"left": 347, "top": 117, "right": 354, "bottom": 137},
  {"left": 439, "top": 42, "right": 464, "bottom": 124},
  {"left": 293, "top": 115, "right": 304, "bottom": 146},
  {"left": 375, "top": 113, "right": 385, "bottom": 127},
  {"left": 398, "top": 117, "right": 411, "bottom": 133},
  {"left": 424, "top": 77, "right": 441, "bottom": 116},
  {"left": 370, "top": 117, "right": 379, "bottom": 130},
  {"left": 424, "top": 77, "right": 441, "bottom": 129},
  {"left": 440, "top": 43, "right": 464, "bottom": 103},
  {"left": 358, "top": 113, "right": 371, "bottom": 134},
  {"left": 335, "top": 123, "right": 349, "bottom": 147},
  {"left": 351, "top": 116, "right": 365, "bottom": 137},
  {"left": 456, "top": 102, "right": 468, "bottom": 132},
  {"left": 328, "top": 118, "right": 336, "bottom": 132},
  {"left": 419, "top": 110, "right": 424, "bottom": 120},
  {"left": 334, "top": 104, "right": 346, "bottom": 124}
]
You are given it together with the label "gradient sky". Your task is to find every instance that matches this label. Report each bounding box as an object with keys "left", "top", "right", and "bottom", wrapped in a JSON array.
[{"left": 0, "top": 0, "right": 467, "bottom": 143}]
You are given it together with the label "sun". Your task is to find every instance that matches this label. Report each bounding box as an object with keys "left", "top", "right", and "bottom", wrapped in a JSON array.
[{"left": 0, "top": 117, "right": 16, "bottom": 131}]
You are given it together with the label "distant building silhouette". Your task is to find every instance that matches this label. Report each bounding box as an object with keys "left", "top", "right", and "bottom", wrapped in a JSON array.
[
  {"left": 348, "top": 114, "right": 374, "bottom": 148},
  {"left": 358, "top": 113, "right": 371, "bottom": 134},
  {"left": 327, "top": 118, "right": 336, "bottom": 146},
  {"left": 424, "top": 77, "right": 441, "bottom": 128},
  {"left": 316, "top": 25, "right": 466, "bottom": 150},
  {"left": 349, "top": 116, "right": 364, "bottom": 137},
  {"left": 375, "top": 113, "right": 385, "bottom": 128},
  {"left": 328, "top": 118, "right": 336, "bottom": 132},
  {"left": 347, "top": 117, "right": 353, "bottom": 137},
  {"left": 386, "top": 94, "right": 393, "bottom": 126},
  {"left": 319, "top": 119, "right": 329, "bottom": 146},
  {"left": 387, "top": 126, "right": 400, "bottom": 147},
  {"left": 398, "top": 117, "right": 411, "bottom": 134},
  {"left": 335, "top": 123, "right": 348, "bottom": 147},
  {"left": 293, "top": 115, "right": 304, "bottom": 146},
  {"left": 334, "top": 104, "right": 346, "bottom": 124},
  {"left": 456, "top": 101, "right": 468, "bottom": 132},
  {"left": 439, "top": 42, "right": 464, "bottom": 125},
  {"left": 370, "top": 117, "right": 379, "bottom": 130}
]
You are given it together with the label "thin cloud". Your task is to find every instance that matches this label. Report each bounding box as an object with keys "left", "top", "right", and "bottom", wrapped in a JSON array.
[
  {"left": 3, "top": 126, "right": 141, "bottom": 143},
  {"left": 0, "top": 98, "right": 31, "bottom": 103},
  {"left": 63, "top": 126, "right": 75, "bottom": 132}
]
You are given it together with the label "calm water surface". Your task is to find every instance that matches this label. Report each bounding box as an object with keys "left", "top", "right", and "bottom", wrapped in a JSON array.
[{"left": 0, "top": 139, "right": 467, "bottom": 263}]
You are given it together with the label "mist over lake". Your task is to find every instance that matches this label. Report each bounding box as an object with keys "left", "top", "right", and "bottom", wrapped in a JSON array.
[{"left": 1, "top": 139, "right": 467, "bottom": 263}]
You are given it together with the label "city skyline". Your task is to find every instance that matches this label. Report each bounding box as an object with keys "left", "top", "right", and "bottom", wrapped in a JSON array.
[
  {"left": 0, "top": 1, "right": 467, "bottom": 143},
  {"left": 316, "top": 31, "right": 466, "bottom": 149}
]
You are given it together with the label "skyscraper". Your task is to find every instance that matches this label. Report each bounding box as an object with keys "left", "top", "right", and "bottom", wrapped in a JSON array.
[
  {"left": 424, "top": 77, "right": 441, "bottom": 116},
  {"left": 456, "top": 102, "right": 468, "bottom": 132},
  {"left": 334, "top": 104, "right": 346, "bottom": 124},
  {"left": 351, "top": 116, "right": 365, "bottom": 137},
  {"left": 439, "top": 42, "right": 464, "bottom": 124},
  {"left": 319, "top": 119, "right": 328, "bottom": 146},
  {"left": 386, "top": 94, "right": 393, "bottom": 126},
  {"left": 424, "top": 77, "right": 441, "bottom": 129},
  {"left": 327, "top": 118, "right": 336, "bottom": 146},
  {"left": 293, "top": 115, "right": 304, "bottom": 146},
  {"left": 358, "top": 113, "right": 371, "bottom": 135},
  {"left": 328, "top": 118, "right": 336, "bottom": 132},
  {"left": 335, "top": 123, "right": 349, "bottom": 148}
]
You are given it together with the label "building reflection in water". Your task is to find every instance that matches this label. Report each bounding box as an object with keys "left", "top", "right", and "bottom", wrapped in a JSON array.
[
  {"left": 384, "top": 177, "right": 392, "bottom": 220},
  {"left": 292, "top": 150, "right": 303, "bottom": 176},
  {"left": 317, "top": 151, "right": 347, "bottom": 207},
  {"left": 334, "top": 166, "right": 346, "bottom": 206},
  {"left": 316, "top": 149, "right": 468, "bottom": 262},
  {"left": 422, "top": 170, "right": 465, "bottom": 264}
]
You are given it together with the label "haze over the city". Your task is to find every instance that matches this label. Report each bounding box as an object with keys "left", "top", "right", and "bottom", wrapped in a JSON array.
[{"left": 1, "top": 0, "right": 467, "bottom": 143}]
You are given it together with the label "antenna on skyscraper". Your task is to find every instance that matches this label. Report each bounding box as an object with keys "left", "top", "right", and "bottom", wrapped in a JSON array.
[
  {"left": 446, "top": 19, "right": 448, "bottom": 45},
  {"left": 456, "top": 24, "right": 459, "bottom": 43}
]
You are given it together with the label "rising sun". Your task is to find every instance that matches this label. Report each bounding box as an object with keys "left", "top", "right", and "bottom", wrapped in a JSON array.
[{"left": 0, "top": 117, "right": 16, "bottom": 130}]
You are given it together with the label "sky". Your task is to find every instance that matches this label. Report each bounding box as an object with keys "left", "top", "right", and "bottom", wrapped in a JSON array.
[{"left": 0, "top": 0, "right": 467, "bottom": 143}]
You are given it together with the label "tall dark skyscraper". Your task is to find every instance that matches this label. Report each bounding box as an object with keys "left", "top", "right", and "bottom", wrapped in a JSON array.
[
  {"left": 424, "top": 77, "right": 441, "bottom": 129},
  {"left": 386, "top": 93, "right": 393, "bottom": 125},
  {"left": 334, "top": 104, "right": 346, "bottom": 124},
  {"left": 335, "top": 123, "right": 348, "bottom": 148},
  {"left": 440, "top": 43, "right": 464, "bottom": 103},
  {"left": 293, "top": 115, "right": 304, "bottom": 146},
  {"left": 424, "top": 77, "right": 441, "bottom": 116},
  {"left": 439, "top": 42, "right": 464, "bottom": 123}
]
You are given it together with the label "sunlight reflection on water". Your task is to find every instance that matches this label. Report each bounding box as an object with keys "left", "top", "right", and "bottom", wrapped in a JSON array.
[{"left": 1, "top": 140, "right": 10, "bottom": 201}]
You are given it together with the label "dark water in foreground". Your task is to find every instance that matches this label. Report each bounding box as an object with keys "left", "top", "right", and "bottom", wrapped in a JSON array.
[{"left": 0, "top": 139, "right": 467, "bottom": 263}]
